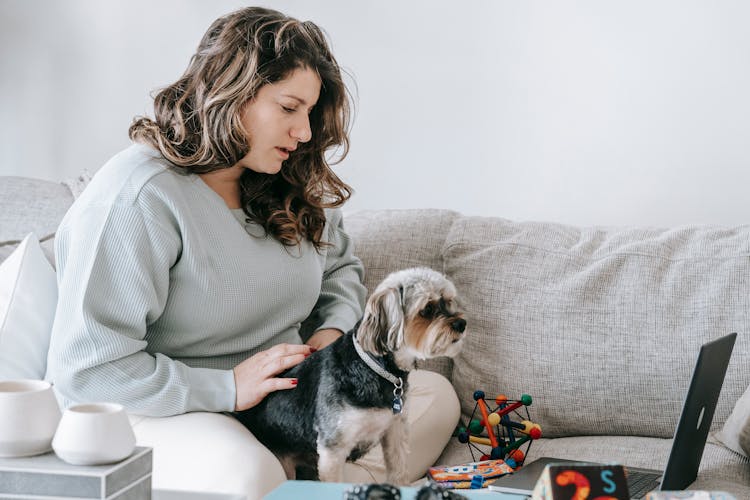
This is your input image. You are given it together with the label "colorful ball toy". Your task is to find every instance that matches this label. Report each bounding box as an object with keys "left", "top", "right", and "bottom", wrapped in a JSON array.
[{"left": 457, "top": 391, "right": 542, "bottom": 468}]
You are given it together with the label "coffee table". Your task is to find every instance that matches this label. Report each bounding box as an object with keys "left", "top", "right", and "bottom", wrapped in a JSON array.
[
  {"left": 154, "top": 489, "right": 244, "bottom": 500},
  {"left": 265, "top": 480, "right": 526, "bottom": 499},
  {"left": 0, "top": 448, "right": 244, "bottom": 500}
]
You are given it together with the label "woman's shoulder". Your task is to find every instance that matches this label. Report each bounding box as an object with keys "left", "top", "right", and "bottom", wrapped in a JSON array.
[
  {"left": 322, "top": 207, "right": 345, "bottom": 232},
  {"left": 76, "top": 143, "right": 187, "bottom": 208},
  {"left": 322, "top": 207, "right": 357, "bottom": 245},
  {"left": 323, "top": 206, "right": 343, "bottom": 220}
]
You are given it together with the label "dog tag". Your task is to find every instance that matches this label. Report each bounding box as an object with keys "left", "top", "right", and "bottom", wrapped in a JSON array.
[
  {"left": 392, "top": 378, "right": 404, "bottom": 414},
  {"left": 392, "top": 397, "right": 403, "bottom": 414}
]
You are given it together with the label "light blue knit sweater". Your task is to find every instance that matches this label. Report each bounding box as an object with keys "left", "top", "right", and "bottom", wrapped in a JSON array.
[{"left": 46, "top": 144, "right": 366, "bottom": 417}]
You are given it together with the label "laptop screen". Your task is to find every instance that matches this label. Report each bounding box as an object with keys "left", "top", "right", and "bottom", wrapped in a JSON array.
[{"left": 660, "top": 332, "right": 736, "bottom": 490}]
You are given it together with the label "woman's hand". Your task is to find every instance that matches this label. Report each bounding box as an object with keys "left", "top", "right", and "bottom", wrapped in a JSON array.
[
  {"left": 233, "top": 343, "right": 315, "bottom": 411},
  {"left": 306, "top": 328, "right": 343, "bottom": 351}
]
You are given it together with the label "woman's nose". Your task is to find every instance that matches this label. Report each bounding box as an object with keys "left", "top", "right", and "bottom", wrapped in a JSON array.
[{"left": 291, "top": 115, "right": 312, "bottom": 143}]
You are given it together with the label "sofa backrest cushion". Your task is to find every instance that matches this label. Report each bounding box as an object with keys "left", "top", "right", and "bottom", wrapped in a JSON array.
[
  {"left": 0, "top": 177, "right": 75, "bottom": 267},
  {"left": 443, "top": 216, "right": 750, "bottom": 438}
]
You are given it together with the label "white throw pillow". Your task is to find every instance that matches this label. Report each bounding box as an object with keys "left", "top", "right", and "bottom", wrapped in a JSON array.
[
  {"left": 0, "top": 233, "right": 58, "bottom": 380},
  {"left": 715, "top": 383, "right": 750, "bottom": 457}
]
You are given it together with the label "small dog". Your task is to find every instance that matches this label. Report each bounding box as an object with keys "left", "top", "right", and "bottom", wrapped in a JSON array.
[{"left": 234, "top": 267, "right": 467, "bottom": 484}]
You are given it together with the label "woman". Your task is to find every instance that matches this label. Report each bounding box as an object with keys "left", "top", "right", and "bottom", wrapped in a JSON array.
[{"left": 47, "top": 7, "right": 458, "bottom": 498}]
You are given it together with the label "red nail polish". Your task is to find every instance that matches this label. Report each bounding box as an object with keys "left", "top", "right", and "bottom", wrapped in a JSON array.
[
  {"left": 309, "top": 347, "right": 317, "bottom": 352},
  {"left": 290, "top": 379, "right": 298, "bottom": 386}
]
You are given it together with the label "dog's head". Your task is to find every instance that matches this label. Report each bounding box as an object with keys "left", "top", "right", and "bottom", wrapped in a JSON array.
[{"left": 357, "top": 267, "right": 466, "bottom": 365}]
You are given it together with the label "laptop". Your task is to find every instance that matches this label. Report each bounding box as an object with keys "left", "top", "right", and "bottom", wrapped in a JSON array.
[{"left": 488, "top": 332, "right": 737, "bottom": 499}]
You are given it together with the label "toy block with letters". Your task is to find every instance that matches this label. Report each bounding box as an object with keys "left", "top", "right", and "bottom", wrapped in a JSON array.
[{"left": 531, "top": 462, "right": 629, "bottom": 500}]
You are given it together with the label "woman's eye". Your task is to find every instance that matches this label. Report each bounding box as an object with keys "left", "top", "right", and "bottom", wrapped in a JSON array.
[{"left": 281, "top": 106, "right": 296, "bottom": 113}]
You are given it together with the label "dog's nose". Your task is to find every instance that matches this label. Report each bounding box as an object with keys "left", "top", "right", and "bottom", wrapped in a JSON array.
[{"left": 451, "top": 318, "right": 466, "bottom": 333}]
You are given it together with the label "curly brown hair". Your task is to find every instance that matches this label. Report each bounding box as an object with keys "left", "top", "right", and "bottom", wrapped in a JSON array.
[{"left": 129, "top": 7, "right": 353, "bottom": 249}]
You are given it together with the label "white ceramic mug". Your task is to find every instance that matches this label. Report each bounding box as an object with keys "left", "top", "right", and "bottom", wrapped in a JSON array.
[
  {"left": 0, "top": 379, "right": 62, "bottom": 457},
  {"left": 52, "top": 402, "right": 136, "bottom": 465}
]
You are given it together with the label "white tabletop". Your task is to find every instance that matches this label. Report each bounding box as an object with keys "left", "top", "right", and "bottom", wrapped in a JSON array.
[{"left": 153, "top": 489, "right": 245, "bottom": 500}]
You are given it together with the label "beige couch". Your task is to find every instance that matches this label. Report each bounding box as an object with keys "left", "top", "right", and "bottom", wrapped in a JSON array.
[
  {"left": 2, "top": 175, "right": 750, "bottom": 497},
  {"left": 344, "top": 209, "right": 750, "bottom": 497}
]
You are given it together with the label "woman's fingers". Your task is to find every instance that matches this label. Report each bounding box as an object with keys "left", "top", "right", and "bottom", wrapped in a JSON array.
[
  {"left": 253, "top": 343, "right": 314, "bottom": 362},
  {"left": 261, "top": 344, "right": 316, "bottom": 376},
  {"left": 264, "top": 352, "right": 306, "bottom": 376},
  {"left": 263, "top": 377, "right": 298, "bottom": 393},
  {"left": 271, "top": 343, "right": 315, "bottom": 356},
  {"left": 233, "top": 344, "right": 315, "bottom": 411}
]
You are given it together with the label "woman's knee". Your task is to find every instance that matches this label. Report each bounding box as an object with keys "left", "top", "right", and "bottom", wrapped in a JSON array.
[
  {"left": 130, "top": 412, "right": 286, "bottom": 499},
  {"left": 407, "top": 370, "right": 460, "bottom": 428},
  {"left": 401, "top": 370, "right": 460, "bottom": 480}
]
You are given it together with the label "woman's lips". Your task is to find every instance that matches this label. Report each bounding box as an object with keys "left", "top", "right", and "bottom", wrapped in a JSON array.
[{"left": 276, "top": 147, "right": 290, "bottom": 159}]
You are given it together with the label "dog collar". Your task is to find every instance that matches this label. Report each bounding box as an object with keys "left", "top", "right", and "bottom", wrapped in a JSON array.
[{"left": 352, "top": 334, "right": 404, "bottom": 414}]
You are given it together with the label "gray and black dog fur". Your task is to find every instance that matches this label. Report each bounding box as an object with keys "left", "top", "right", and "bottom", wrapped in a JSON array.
[{"left": 234, "top": 267, "right": 467, "bottom": 484}]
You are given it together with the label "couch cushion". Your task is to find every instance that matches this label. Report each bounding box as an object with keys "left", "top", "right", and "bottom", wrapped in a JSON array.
[
  {"left": 0, "top": 177, "right": 75, "bottom": 266},
  {"left": 345, "top": 209, "right": 461, "bottom": 379},
  {"left": 716, "top": 383, "right": 750, "bottom": 457},
  {"left": 443, "top": 216, "right": 750, "bottom": 439},
  {"left": 0, "top": 234, "right": 58, "bottom": 380}
]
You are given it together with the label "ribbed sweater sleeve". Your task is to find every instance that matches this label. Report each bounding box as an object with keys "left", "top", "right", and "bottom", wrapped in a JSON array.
[
  {"left": 312, "top": 209, "right": 366, "bottom": 333},
  {"left": 49, "top": 194, "right": 236, "bottom": 416}
]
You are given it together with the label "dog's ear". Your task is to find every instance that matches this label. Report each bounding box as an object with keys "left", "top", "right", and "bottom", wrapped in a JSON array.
[{"left": 357, "top": 286, "right": 404, "bottom": 355}]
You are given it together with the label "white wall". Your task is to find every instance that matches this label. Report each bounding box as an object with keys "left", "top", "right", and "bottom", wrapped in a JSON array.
[{"left": 2, "top": 1, "right": 749, "bottom": 227}]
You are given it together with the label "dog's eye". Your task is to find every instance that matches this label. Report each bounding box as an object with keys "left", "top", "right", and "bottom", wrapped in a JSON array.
[{"left": 420, "top": 303, "right": 435, "bottom": 318}]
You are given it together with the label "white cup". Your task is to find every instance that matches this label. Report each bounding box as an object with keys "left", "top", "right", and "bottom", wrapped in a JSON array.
[
  {"left": 0, "top": 379, "right": 62, "bottom": 457},
  {"left": 52, "top": 402, "right": 136, "bottom": 465}
]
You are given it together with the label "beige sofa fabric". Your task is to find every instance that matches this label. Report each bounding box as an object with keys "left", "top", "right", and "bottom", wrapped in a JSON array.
[
  {"left": 345, "top": 208, "right": 460, "bottom": 292},
  {"left": 716, "top": 383, "right": 750, "bottom": 457},
  {"left": 443, "top": 216, "right": 750, "bottom": 438},
  {"left": 346, "top": 210, "right": 750, "bottom": 444},
  {"left": 0, "top": 177, "right": 74, "bottom": 266}
]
